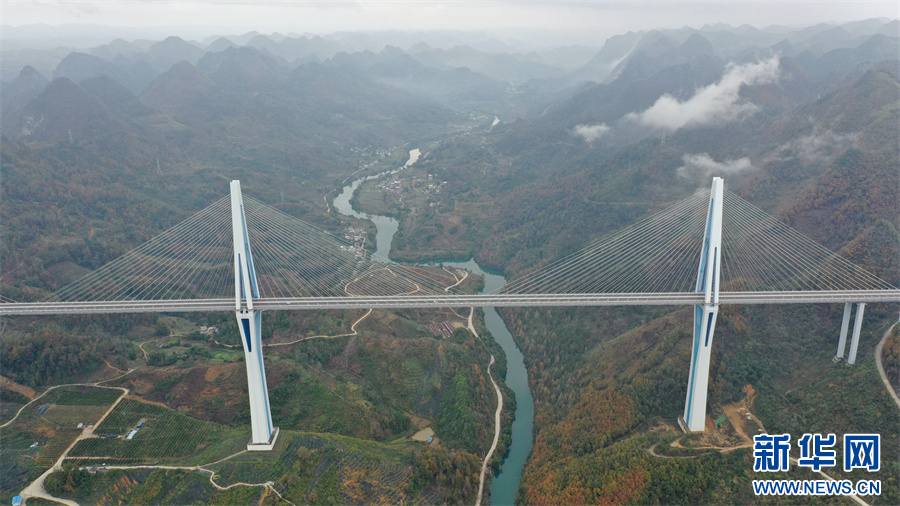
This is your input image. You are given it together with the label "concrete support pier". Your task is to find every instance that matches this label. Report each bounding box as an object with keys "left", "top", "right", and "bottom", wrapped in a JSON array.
[
  {"left": 847, "top": 302, "right": 866, "bottom": 365},
  {"left": 835, "top": 302, "right": 866, "bottom": 366},
  {"left": 835, "top": 302, "right": 853, "bottom": 360}
]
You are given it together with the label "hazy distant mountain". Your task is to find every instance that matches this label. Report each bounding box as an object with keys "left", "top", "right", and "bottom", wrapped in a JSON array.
[
  {"left": 409, "top": 44, "right": 564, "bottom": 84},
  {"left": 232, "top": 34, "right": 348, "bottom": 63},
  {"left": 604, "top": 31, "right": 718, "bottom": 85},
  {"left": 246, "top": 34, "right": 281, "bottom": 54},
  {"left": 89, "top": 38, "right": 146, "bottom": 60},
  {"left": 17, "top": 77, "right": 125, "bottom": 142},
  {"left": 0, "top": 65, "right": 49, "bottom": 133},
  {"left": 876, "top": 19, "right": 899, "bottom": 36},
  {"left": 800, "top": 34, "right": 900, "bottom": 86},
  {"left": 568, "top": 31, "right": 643, "bottom": 84},
  {"left": 53, "top": 52, "right": 109, "bottom": 83},
  {"left": 286, "top": 61, "right": 455, "bottom": 129},
  {"left": 80, "top": 74, "right": 156, "bottom": 120},
  {"left": 204, "top": 37, "right": 238, "bottom": 53},
  {"left": 372, "top": 55, "right": 509, "bottom": 113},
  {"left": 315, "top": 47, "right": 508, "bottom": 113},
  {"left": 197, "top": 46, "right": 287, "bottom": 92},
  {"left": 141, "top": 61, "right": 219, "bottom": 125},
  {"left": 145, "top": 36, "right": 206, "bottom": 71},
  {"left": 545, "top": 46, "right": 724, "bottom": 127},
  {"left": 52, "top": 51, "right": 159, "bottom": 96}
]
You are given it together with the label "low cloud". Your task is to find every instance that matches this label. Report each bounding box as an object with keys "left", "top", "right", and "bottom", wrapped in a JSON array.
[
  {"left": 573, "top": 123, "right": 611, "bottom": 143},
  {"left": 677, "top": 153, "right": 755, "bottom": 179},
  {"left": 769, "top": 126, "right": 859, "bottom": 163},
  {"left": 627, "top": 56, "right": 780, "bottom": 130}
]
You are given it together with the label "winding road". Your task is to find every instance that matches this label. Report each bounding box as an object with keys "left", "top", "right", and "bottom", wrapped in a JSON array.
[
  {"left": 468, "top": 307, "right": 504, "bottom": 506},
  {"left": 874, "top": 322, "right": 900, "bottom": 411},
  {"left": 476, "top": 354, "right": 503, "bottom": 506}
]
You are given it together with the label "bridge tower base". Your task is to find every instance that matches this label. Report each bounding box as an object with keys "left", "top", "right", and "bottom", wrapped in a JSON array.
[
  {"left": 237, "top": 309, "right": 278, "bottom": 450},
  {"left": 683, "top": 177, "right": 724, "bottom": 433}
]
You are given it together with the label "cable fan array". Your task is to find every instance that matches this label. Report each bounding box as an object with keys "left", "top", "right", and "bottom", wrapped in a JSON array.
[
  {"left": 241, "top": 197, "right": 464, "bottom": 298},
  {"left": 47, "top": 197, "right": 235, "bottom": 302},
  {"left": 719, "top": 191, "right": 896, "bottom": 291},
  {"left": 501, "top": 189, "right": 711, "bottom": 295},
  {"left": 43, "top": 184, "right": 895, "bottom": 304},
  {"left": 46, "top": 196, "right": 467, "bottom": 303},
  {"left": 501, "top": 188, "right": 896, "bottom": 296}
]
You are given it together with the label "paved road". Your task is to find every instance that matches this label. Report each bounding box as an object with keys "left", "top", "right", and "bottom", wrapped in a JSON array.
[
  {"left": 874, "top": 322, "right": 900, "bottom": 411},
  {"left": 476, "top": 354, "right": 503, "bottom": 506}
]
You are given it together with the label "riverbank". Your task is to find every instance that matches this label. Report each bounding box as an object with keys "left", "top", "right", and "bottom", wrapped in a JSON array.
[{"left": 333, "top": 153, "right": 534, "bottom": 504}]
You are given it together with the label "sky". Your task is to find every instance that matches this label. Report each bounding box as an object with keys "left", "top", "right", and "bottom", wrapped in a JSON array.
[{"left": 2, "top": 1, "right": 898, "bottom": 44}]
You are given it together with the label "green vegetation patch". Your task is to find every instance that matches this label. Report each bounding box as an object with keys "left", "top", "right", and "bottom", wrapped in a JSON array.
[
  {"left": 68, "top": 399, "right": 233, "bottom": 462},
  {"left": 45, "top": 467, "right": 267, "bottom": 505},
  {"left": 54, "top": 387, "right": 123, "bottom": 406}
]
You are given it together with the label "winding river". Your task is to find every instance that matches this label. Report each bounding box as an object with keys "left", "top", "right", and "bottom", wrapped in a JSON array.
[{"left": 332, "top": 149, "right": 533, "bottom": 505}]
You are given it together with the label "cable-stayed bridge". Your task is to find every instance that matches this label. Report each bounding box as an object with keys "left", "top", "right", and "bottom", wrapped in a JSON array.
[
  {"left": 2, "top": 179, "right": 897, "bottom": 443},
  {"left": 7, "top": 291, "right": 896, "bottom": 315}
]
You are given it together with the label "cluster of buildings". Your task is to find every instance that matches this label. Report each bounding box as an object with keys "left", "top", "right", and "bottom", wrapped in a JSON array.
[
  {"left": 340, "top": 226, "right": 367, "bottom": 259},
  {"left": 423, "top": 178, "right": 448, "bottom": 195},
  {"left": 348, "top": 145, "right": 400, "bottom": 173},
  {"left": 375, "top": 177, "right": 404, "bottom": 194},
  {"left": 199, "top": 326, "right": 218, "bottom": 336},
  {"left": 376, "top": 174, "right": 448, "bottom": 200}
]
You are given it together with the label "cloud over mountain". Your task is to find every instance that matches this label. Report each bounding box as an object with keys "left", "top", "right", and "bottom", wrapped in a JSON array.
[
  {"left": 572, "top": 123, "right": 610, "bottom": 143},
  {"left": 770, "top": 127, "right": 859, "bottom": 163},
  {"left": 677, "top": 153, "right": 755, "bottom": 179},
  {"left": 627, "top": 56, "right": 780, "bottom": 130}
]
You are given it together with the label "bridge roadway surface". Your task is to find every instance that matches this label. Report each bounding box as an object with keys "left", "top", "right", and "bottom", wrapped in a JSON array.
[{"left": 2, "top": 290, "right": 898, "bottom": 315}]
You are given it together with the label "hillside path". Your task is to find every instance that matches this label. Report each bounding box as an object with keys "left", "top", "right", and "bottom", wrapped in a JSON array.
[
  {"left": 19, "top": 387, "right": 128, "bottom": 506},
  {"left": 470, "top": 307, "right": 503, "bottom": 506},
  {"left": 476, "top": 354, "right": 502, "bottom": 506},
  {"left": 875, "top": 322, "right": 900, "bottom": 411}
]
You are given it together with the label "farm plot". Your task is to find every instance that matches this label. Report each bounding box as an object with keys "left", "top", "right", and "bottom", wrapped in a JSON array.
[
  {"left": 0, "top": 386, "right": 121, "bottom": 500},
  {"left": 67, "top": 399, "right": 230, "bottom": 462},
  {"left": 207, "top": 432, "right": 414, "bottom": 504}
]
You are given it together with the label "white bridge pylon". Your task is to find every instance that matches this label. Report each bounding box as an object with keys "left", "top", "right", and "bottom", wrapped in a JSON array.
[
  {"left": 231, "top": 180, "right": 278, "bottom": 451},
  {"left": 682, "top": 177, "right": 724, "bottom": 432}
]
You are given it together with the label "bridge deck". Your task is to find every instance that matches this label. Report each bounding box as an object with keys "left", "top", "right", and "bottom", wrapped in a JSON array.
[{"left": 1, "top": 290, "right": 897, "bottom": 315}]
